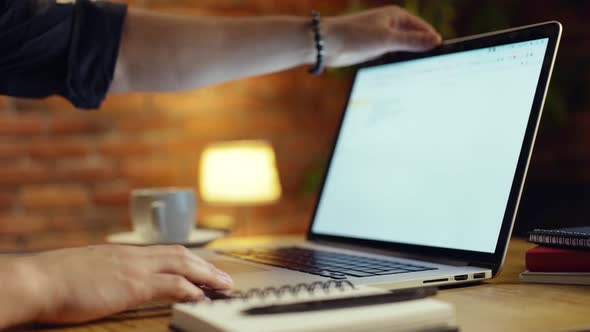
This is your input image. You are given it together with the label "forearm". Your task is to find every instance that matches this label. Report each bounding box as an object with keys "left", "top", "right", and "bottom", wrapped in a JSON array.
[
  {"left": 0, "top": 257, "right": 44, "bottom": 329},
  {"left": 110, "top": 10, "right": 316, "bottom": 93}
]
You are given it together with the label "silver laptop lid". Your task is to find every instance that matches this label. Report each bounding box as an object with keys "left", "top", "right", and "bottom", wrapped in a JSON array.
[{"left": 308, "top": 22, "right": 562, "bottom": 274}]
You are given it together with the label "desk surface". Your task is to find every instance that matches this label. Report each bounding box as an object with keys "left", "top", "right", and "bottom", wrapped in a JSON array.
[{"left": 15, "top": 237, "right": 590, "bottom": 332}]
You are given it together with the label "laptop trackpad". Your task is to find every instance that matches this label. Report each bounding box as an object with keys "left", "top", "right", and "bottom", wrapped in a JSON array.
[{"left": 208, "top": 260, "right": 270, "bottom": 274}]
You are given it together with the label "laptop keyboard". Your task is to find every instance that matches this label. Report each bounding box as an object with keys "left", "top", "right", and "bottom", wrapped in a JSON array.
[{"left": 220, "top": 247, "right": 437, "bottom": 280}]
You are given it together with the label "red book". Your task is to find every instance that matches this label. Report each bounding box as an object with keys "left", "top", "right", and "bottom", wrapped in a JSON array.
[{"left": 526, "top": 246, "right": 590, "bottom": 272}]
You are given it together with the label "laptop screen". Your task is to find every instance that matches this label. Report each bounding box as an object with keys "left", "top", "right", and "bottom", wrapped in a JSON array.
[{"left": 311, "top": 38, "right": 550, "bottom": 254}]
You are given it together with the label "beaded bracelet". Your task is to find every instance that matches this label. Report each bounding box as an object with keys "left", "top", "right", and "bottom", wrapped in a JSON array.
[{"left": 308, "top": 10, "right": 325, "bottom": 75}]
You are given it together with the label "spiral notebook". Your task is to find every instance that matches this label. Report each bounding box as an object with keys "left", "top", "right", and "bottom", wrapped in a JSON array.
[
  {"left": 528, "top": 227, "right": 590, "bottom": 249},
  {"left": 171, "top": 281, "right": 457, "bottom": 332}
]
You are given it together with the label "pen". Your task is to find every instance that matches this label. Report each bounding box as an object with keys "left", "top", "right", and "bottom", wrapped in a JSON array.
[{"left": 242, "top": 287, "right": 437, "bottom": 316}]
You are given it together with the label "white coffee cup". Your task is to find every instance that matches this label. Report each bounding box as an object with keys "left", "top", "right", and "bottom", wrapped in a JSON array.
[{"left": 131, "top": 188, "right": 196, "bottom": 243}]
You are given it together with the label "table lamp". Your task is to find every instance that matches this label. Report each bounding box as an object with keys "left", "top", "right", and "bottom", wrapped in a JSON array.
[{"left": 199, "top": 140, "right": 282, "bottom": 232}]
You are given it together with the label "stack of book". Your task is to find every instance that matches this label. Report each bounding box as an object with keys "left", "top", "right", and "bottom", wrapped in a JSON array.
[{"left": 519, "top": 227, "right": 590, "bottom": 285}]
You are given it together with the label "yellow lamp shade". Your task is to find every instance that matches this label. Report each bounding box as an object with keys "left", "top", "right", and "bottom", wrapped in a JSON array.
[{"left": 199, "top": 140, "right": 282, "bottom": 205}]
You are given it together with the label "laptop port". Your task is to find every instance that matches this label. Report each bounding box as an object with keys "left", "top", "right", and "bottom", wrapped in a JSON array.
[
  {"left": 454, "top": 274, "right": 468, "bottom": 281},
  {"left": 423, "top": 278, "right": 448, "bottom": 284},
  {"left": 473, "top": 272, "right": 486, "bottom": 279}
]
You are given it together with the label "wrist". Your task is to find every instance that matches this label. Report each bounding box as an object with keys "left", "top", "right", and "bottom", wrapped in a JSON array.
[
  {"left": 300, "top": 17, "right": 318, "bottom": 65},
  {"left": 318, "top": 16, "right": 343, "bottom": 68},
  {"left": 303, "top": 12, "right": 341, "bottom": 72}
]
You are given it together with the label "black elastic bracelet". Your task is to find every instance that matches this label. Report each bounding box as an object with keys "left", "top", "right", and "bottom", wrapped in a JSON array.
[{"left": 308, "top": 10, "right": 325, "bottom": 76}]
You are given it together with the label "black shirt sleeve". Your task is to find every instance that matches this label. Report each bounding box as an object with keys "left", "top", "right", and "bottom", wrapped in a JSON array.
[{"left": 0, "top": 0, "right": 127, "bottom": 109}]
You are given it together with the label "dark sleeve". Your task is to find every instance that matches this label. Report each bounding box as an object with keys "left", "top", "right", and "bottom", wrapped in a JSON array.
[{"left": 0, "top": 0, "right": 127, "bottom": 109}]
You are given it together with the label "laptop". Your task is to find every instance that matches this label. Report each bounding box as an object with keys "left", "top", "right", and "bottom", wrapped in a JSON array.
[{"left": 195, "top": 22, "right": 562, "bottom": 291}]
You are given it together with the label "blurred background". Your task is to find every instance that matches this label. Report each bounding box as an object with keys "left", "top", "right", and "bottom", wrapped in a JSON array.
[{"left": 0, "top": 0, "right": 588, "bottom": 252}]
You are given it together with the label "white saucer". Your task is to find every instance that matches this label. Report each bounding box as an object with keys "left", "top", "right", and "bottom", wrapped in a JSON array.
[{"left": 106, "top": 229, "right": 225, "bottom": 247}]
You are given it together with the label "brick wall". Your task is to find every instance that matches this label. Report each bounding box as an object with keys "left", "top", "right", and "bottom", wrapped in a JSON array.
[{"left": 0, "top": 0, "right": 377, "bottom": 252}]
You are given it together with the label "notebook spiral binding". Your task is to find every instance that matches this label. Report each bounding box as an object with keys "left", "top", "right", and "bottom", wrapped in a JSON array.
[
  {"left": 529, "top": 229, "right": 590, "bottom": 249},
  {"left": 224, "top": 280, "right": 356, "bottom": 302}
]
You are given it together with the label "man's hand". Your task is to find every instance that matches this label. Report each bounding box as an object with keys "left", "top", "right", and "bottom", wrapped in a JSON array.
[
  {"left": 0, "top": 245, "right": 232, "bottom": 328},
  {"left": 323, "top": 5, "right": 442, "bottom": 67}
]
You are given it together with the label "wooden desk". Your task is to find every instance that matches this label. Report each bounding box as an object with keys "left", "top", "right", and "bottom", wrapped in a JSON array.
[{"left": 14, "top": 237, "right": 590, "bottom": 332}]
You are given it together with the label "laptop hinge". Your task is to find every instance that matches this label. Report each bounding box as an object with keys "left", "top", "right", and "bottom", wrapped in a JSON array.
[{"left": 309, "top": 238, "right": 470, "bottom": 267}]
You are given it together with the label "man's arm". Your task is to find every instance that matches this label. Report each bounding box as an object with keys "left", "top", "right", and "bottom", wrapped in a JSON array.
[
  {"left": 110, "top": 6, "right": 441, "bottom": 93},
  {"left": 0, "top": 1, "right": 439, "bottom": 108}
]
